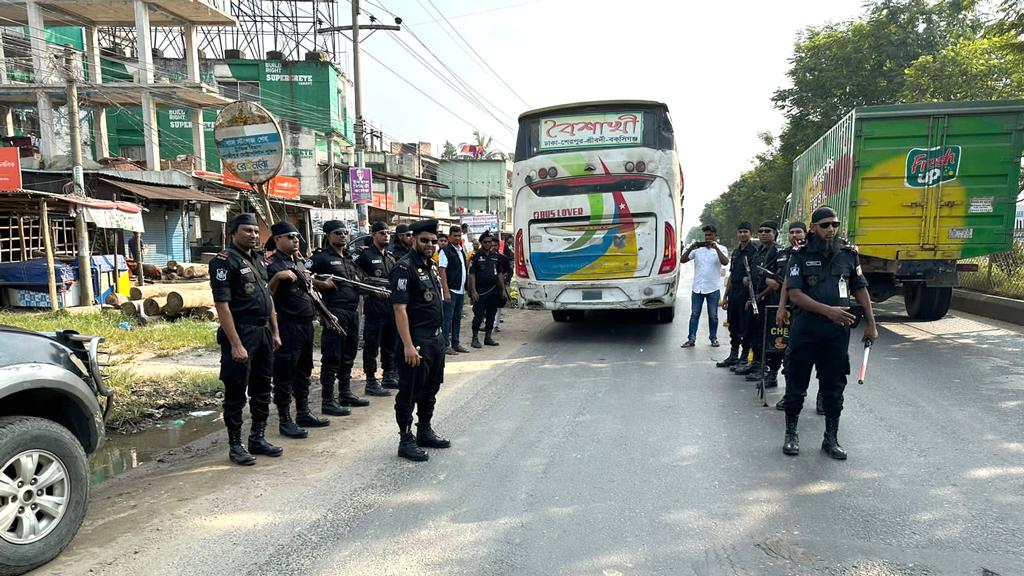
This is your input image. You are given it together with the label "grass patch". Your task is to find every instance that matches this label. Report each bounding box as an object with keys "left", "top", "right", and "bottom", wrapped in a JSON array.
[
  {"left": 105, "top": 368, "right": 222, "bottom": 433},
  {"left": 959, "top": 258, "right": 1024, "bottom": 299},
  {"left": 0, "top": 309, "right": 218, "bottom": 356}
]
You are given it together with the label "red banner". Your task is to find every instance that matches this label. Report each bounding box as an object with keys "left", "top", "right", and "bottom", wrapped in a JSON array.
[
  {"left": 198, "top": 169, "right": 301, "bottom": 200},
  {"left": 0, "top": 147, "right": 22, "bottom": 192}
]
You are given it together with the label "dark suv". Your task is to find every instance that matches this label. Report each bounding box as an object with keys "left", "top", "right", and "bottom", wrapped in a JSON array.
[{"left": 0, "top": 325, "right": 113, "bottom": 576}]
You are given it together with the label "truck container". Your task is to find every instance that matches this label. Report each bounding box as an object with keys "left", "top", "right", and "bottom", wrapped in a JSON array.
[{"left": 783, "top": 100, "right": 1024, "bottom": 320}]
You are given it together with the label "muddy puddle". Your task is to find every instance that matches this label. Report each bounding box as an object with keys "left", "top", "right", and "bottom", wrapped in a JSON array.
[{"left": 89, "top": 410, "right": 223, "bottom": 485}]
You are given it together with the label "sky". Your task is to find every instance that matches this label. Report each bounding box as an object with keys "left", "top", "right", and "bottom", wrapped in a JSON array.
[{"left": 352, "top": 0, "right": 866, "bottom": 231}]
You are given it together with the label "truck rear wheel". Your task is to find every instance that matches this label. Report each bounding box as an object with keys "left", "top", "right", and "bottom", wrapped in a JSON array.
[{"left": 904, "top": 285, "right": 952, "bottom": 321}]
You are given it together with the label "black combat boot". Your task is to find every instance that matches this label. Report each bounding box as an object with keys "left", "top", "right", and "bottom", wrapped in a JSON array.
[
  {"left": 277, "top": 404, "right": 309, "bottom": 438},
  {"left": 416, "top": 423, "right": 451, "bottom": 448},
  {"left": 716, "top": 348, "right": 739, "bottom": 368},
  {"left": 228, "top": 427, "right": 257, "bottom": 466},
  {"left": 365, "top": 376, "right": 391, "bottom": 397},
  {"left": 783, "top": 414, "right": 799, "bottom": 456},
  {"left": 338, "top": 377, "right": 370, "bottom": 407},
  {"left": 471, "top": 331, "right": 482, "bottom": 349},
  {"left": 735, "top": 361, "right": 760, "bottom": 376},
  {"left": 815, "top": 390, "right": 826, "bottom": 415},
  {"left": 398, "top": 431, "right": 429, "bottom": 461},
  {"left": 821, "top": 416, "right": 848, "bottom": 460},
  {"left": 320, "top": 375, "right": 351, "bottom": 416},
  {"left": 764, "top": 369, "right": 779, "bottom": 389},
  {"left": 775, "top": 397, "right": 786, "bottom": 411},
  {"left": 247, "top": 420, "right": 283, "bottom": 457},
  {"left": 381, "top": 369, "right": 400, "bottom": 389},
  {"left": 730, "top": 349, "right": 750, "bottom": 372},
  {"left": 484, "top": 331, "right": 499, "bottom": 346},
  {"left": 296, "top": 398, "right": 331, "bottom": 428}
]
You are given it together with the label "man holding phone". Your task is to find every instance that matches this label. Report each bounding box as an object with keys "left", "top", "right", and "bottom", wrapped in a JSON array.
[{"left": 680, "top": 225, "right": 729, "bottom": 348}]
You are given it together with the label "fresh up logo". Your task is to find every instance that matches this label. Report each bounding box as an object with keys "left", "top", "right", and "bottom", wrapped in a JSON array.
[{"left": 906, "top": 145, "right": 961, "bottom": 188}]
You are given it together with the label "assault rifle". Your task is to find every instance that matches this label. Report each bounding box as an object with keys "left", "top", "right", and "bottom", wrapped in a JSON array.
[
  {"left": 312, "top": 274, "right": 392, "bottom": 298},
  {"left": 295, "top": 269, "right": 344, "bottom": 335},
  {"left": 756, "top": 264, "right": 783, "bottom": 284},
  {"left": 743, "top": 256, "right": 759, "bottom": 316}
]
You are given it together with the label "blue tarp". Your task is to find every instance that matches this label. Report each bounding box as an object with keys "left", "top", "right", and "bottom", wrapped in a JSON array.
[{"left": 0, "top": 255, "right": 126, "bottom": 285}]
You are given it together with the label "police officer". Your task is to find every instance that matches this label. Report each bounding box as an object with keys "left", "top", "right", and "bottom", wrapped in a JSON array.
[
  {"left": 781, "top": 206, "right": 878, "bottom": 459},
  {"left": 210, "top": 213, "right": 283, "bottom": 466},
  {"left": 266, "top": 221, "right": 332, "bottom": 439},
  {"left": 768, "top": 221, "right": 806, "bottom": 399},
  {"left": 717, "top": 222, "right": 758, "bottom": 368},
  {"left": 390, "top": 223, "right": 413, "bottom": 259},
  {"left": 390, "top": 219, "right": 450, "bottom": 461},
  {"left": 309, "top": 220, "right": 372, "bottom": 415},
  {"left": 356, "top": 221, "right": 398, "bottom": 395},
  {"left": 741, "top": 221, "right": 781, "bottom": 381},
  {"left": 468, "top": 230, "right": 508, "bottom": 348}
]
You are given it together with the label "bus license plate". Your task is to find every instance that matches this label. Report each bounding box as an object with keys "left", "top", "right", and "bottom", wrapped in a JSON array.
[
  {"left": 582, "top": 290, "right": 602, "bottom": 301},
  {"left": 948, "top": 227, "right": 974, "bottom": 239}
]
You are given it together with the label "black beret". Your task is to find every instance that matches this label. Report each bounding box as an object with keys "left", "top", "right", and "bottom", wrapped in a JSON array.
[
  {"left": 410, "top": 219, "right": 439, "bottom": 235},
  {"left": 370, "top": 221, "right": 387, "bottom": 233},
  {"left": 789, "top": 221, "right": 807, "bottom": 232},
  {"left": 478, "top": 229, "right": 494, "bottom": 242},
  {"left": 395, "top": 223, "right": 410, "bottom": 234},
  {"left": 811, "top": 206, "right": 838, "bottom": 223},
  {"left": 228, "top": 213, "right": 258, "bottom": 233},
  {"left": 322, "top": 220, "right": 345, "bottom": 234},
  {"left": 737, "top": 222, "right": 752, "bottom": 231},
  {"left": 271, "top": 221, "right": 299, "bottom": 236},
  {"left": 759, "top": 220, "right": 779, "bottom": 231}
]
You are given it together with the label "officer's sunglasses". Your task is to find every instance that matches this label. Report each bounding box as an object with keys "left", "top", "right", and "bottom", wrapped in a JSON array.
[
  {"left": 758, "top": 228, "right": 774, "bottom": 233},
  {"left": 418, "top": 237, "right": 439, "bottom": 245},
  {"left": 817, "top": 221, "right": 841, "bottom": 229},
  {"left": 281, "top": 233, "right": 300, "bottom": 240}
]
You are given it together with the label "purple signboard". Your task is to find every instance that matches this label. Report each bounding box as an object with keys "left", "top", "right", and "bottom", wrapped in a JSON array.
[{"left": 349, "top": 167, "right": 373, "bottom": 204}]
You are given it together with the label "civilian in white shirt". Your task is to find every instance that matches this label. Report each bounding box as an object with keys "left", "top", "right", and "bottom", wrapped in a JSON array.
[
  {"left": 439, "top": 225, "right": 470, "bottom": 355},
  {"left": 680, "top": 225, "right": 729, "bottom": 348}
]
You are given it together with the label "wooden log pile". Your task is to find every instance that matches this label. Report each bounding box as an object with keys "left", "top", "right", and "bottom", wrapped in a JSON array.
[{"left": 119, "top": 264, "right": 216, "bottom": 322}]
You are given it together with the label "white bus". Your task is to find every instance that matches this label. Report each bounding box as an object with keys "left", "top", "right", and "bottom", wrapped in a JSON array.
[{"left": 512, "top": 100, "right": 683, "bottom": 322}]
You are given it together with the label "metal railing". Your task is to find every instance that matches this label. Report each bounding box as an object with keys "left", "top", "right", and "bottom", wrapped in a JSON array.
[{"left": 958, "top": 239, "right": 1024, "bottom": 300}]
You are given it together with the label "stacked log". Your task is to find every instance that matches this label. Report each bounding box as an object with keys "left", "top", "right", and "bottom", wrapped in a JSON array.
[
  {"left": 122, "top": 281, "right": 215, "bottom": 322},
  {"left": 143, "top": 296, "right": 168, "bottom": 316},
  {"left": 182, "top": 264, "right": 209, "bottom": 279},
  {"left": 105, "top": 293, "right": 129, "bottom": 307},
  {"left": 164, "top": 290, "right": 215, "bottom": 317}
]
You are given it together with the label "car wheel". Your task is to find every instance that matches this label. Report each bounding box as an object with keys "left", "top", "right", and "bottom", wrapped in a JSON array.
[{"left": 0, "top": 416, "right": 89, "bottom": 576}]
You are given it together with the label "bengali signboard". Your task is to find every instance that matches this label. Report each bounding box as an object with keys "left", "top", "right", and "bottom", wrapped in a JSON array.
[
  {"left": 310, "top": 208, "right": 358, "bottom": 235},
  {"left": 461, "top": 213, "right": 499, "bottom": 236},
  {"left": 0, "top": 147, "right": 22, "bottom": 192},
  {"left": 538, "top": 111, "right": 643, "bottom": 150},
  {"left": 350, "top": 167, "right": 373, "bottom": 204},
  {"left": 213, "top": 101, "right": 284, "bottom": 185}
]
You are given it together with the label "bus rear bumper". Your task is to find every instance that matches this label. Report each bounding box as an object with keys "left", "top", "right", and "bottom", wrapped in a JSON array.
[{"left": 518, "top": 276, "right": 679, "bottom": 311}]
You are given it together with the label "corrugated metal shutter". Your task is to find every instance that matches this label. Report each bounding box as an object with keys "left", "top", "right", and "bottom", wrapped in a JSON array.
[{"left": 143, "top": 205, "right": 192, "bottom": 265}]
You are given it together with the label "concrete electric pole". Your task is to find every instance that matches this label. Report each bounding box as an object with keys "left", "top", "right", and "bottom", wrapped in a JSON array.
[{"left": 65, "top": 46, "right": 94, "bottom": 307}]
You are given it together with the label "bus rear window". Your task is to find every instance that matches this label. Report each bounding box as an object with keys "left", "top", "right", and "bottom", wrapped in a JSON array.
[{"left": 528, "top": 174, "right": 655, "bottom": 197}]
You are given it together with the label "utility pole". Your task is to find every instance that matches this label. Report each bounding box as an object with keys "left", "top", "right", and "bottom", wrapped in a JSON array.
[
  {"left": 318, "top": 0, "right": 400, "bottom": 233},
  {"left": 65, "top": 46, "right": 94, "bottom": 307}
]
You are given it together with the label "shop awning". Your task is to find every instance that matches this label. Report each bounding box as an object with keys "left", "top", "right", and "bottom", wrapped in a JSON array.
[{"left": 100, "top": 178, "right": 230, "bottom": 203}]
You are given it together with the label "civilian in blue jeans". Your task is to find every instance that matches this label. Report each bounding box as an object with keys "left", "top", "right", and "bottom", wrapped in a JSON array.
[
  {"left": 680, "top": 225, "right": 729, "bottom": 348},
  {"left": 439, "top": 226, "right": 471, "bottom": 354}
]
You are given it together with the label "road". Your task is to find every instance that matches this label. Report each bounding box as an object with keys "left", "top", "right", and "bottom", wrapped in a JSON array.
[{"left": 37, "top": 270, "right": 1024, "bottom": 576}]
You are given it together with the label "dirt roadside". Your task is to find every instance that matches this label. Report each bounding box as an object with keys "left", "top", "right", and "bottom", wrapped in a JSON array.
[{"left": 34, "top": 308, "right": 545, "bottom": 576}]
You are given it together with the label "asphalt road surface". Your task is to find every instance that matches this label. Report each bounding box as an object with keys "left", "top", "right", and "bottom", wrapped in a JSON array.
[{"left": 39, "top": 271, "right": 1024, "bottom": 576}]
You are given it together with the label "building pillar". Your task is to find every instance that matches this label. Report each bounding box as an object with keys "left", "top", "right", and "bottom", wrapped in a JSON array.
[
  {"left": 183, "top": 24, "right": 205, "bottom": 172},
  {"left": 134, "top": 0, "right": 160, "bottom": 170},
  {"left": 26, "top": 0, "right": 56, "bottom": 165},
  {"left": 0, "top": 30, "right": 14, "bottom": 136},
  {"left": 85, "top": 26, "right": 108, "bottom": 159}
]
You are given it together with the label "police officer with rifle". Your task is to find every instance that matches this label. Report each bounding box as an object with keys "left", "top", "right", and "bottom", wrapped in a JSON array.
[
  {"left": 741, "top": 221, "right": 781, "bottom": 382},
  {"left": 356, "top": 221, "right": 399, "bottom": 395},
  {"left": 266, "top": 221, "right": 336, "bottom": 439},
  {"left": 781, "top": 207, "right": 878, "bottom": 460},
  {"left": 717, "top": 222, "right": 758, "bottom": 369}
]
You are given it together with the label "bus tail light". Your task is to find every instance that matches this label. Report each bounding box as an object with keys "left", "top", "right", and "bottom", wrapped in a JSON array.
[
  {"left": 538, "top": 167, "right": 548, "bottom": 179},
  {"left": 624, "top": 161, "right": 635, "bottom": 172},
  {"left": 636, "top": 160, "right": 647, "bottom": 172},
  {"left": 659, "top": 222, "right": 677, "bottom": 274},
  {"left": 548, "top": 166, "right": 558, "bottom": 178},
  {"left": 515, "top": 229, "right": 528, "bottom": 278}
]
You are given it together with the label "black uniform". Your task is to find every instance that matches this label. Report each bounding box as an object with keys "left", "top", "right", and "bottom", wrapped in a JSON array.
[
  {"left": 390, "top": 250, "right": 445, "bottom": 433},
  {"left": 781, "top": 235, "right": 868, "bottom": 419},
  {"left": 209, "top": 244, "right": 275, "bottom": 433},
  {"left": 356, "top": 245, "right": 398, "bottom": 384},
  {"left": 265, "top": 251, "right": 317, "bottom": 411},
  {"left": 725, "top": 241, "right": 758, "bottom": 357},
  {"left": 469, "top": 250, "right": 508, "bottom": 336},
  {"left": 745, "top": 241, "right": 779, "bottom": 368},
  {"left": 764, "top": 245, "right": 795, "bottom": 375},
  {"left": 309, "top": 247, "right": 362, "bottom": 397}
]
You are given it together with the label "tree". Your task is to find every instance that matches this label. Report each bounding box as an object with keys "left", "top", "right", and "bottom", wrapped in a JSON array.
[
  {"left": 441, "top": 140, "right": 457, "bottom": 160},
  {"left": 989, "top": 0, "right": 1024, "bottom": 54},
  {"left": 684, "top": 226, "right": 704, "bottom": 244},
  {"left": 902, "top": 34, "right": 1024, "bottom": 101}
]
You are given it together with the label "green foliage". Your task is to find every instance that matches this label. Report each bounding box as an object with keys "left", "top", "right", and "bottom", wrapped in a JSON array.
[
  {"left": 442, "top": 140, "right": 457, "bottom": 160},
  {"left": 684, "top": 226, "right": 704, "bottom": 244},
  {"left": 701, "top": 0, "right": 1017, "bottom": 235},
  {"left": 990, "top": 240, "right": 1024, "bottom": 278},
  {"left": 105, "top": 368, "right": 221, "bottom": 432},
  {"left": 988, "top": 0, "right": 1024, "bottom": 55}
]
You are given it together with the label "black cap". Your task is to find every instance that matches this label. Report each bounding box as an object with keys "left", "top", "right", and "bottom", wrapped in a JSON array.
[
  {"left": 479, "top": 229, "right": 495, "bottom": 242},
  {"left": 811, "top": 206, "right": 838, "bottom": 223},
  {"left": 789, "top": 221, "right": 807, "bottom": 232},
  {"left": 271, "top": 221, "right": 299, "bottom": 236},
  {"left": 395, "top": 223, "right": 410, "bottom": 234},
  {"left": 759, "top": 220, "right": 779, "bottom": 232},
  {"left": 737, "top": 222, "right": 752, "bottom": 231},
  {"left": 322, "top": 220, "right": 345, "bottom": 234},
  {"left": 410, "top": 219, "right": 439, "bottom": 235},
  {"left": 370, "top": 221, "right": 387, "bottom": 233},
  {"left": 228, "top": 213, "right": 258, "bottom": 233}
]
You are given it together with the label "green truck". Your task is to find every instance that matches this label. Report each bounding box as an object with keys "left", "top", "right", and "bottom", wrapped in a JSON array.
[{"left": 782, "top": 100, "right": 1024, "bottom": 320}]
